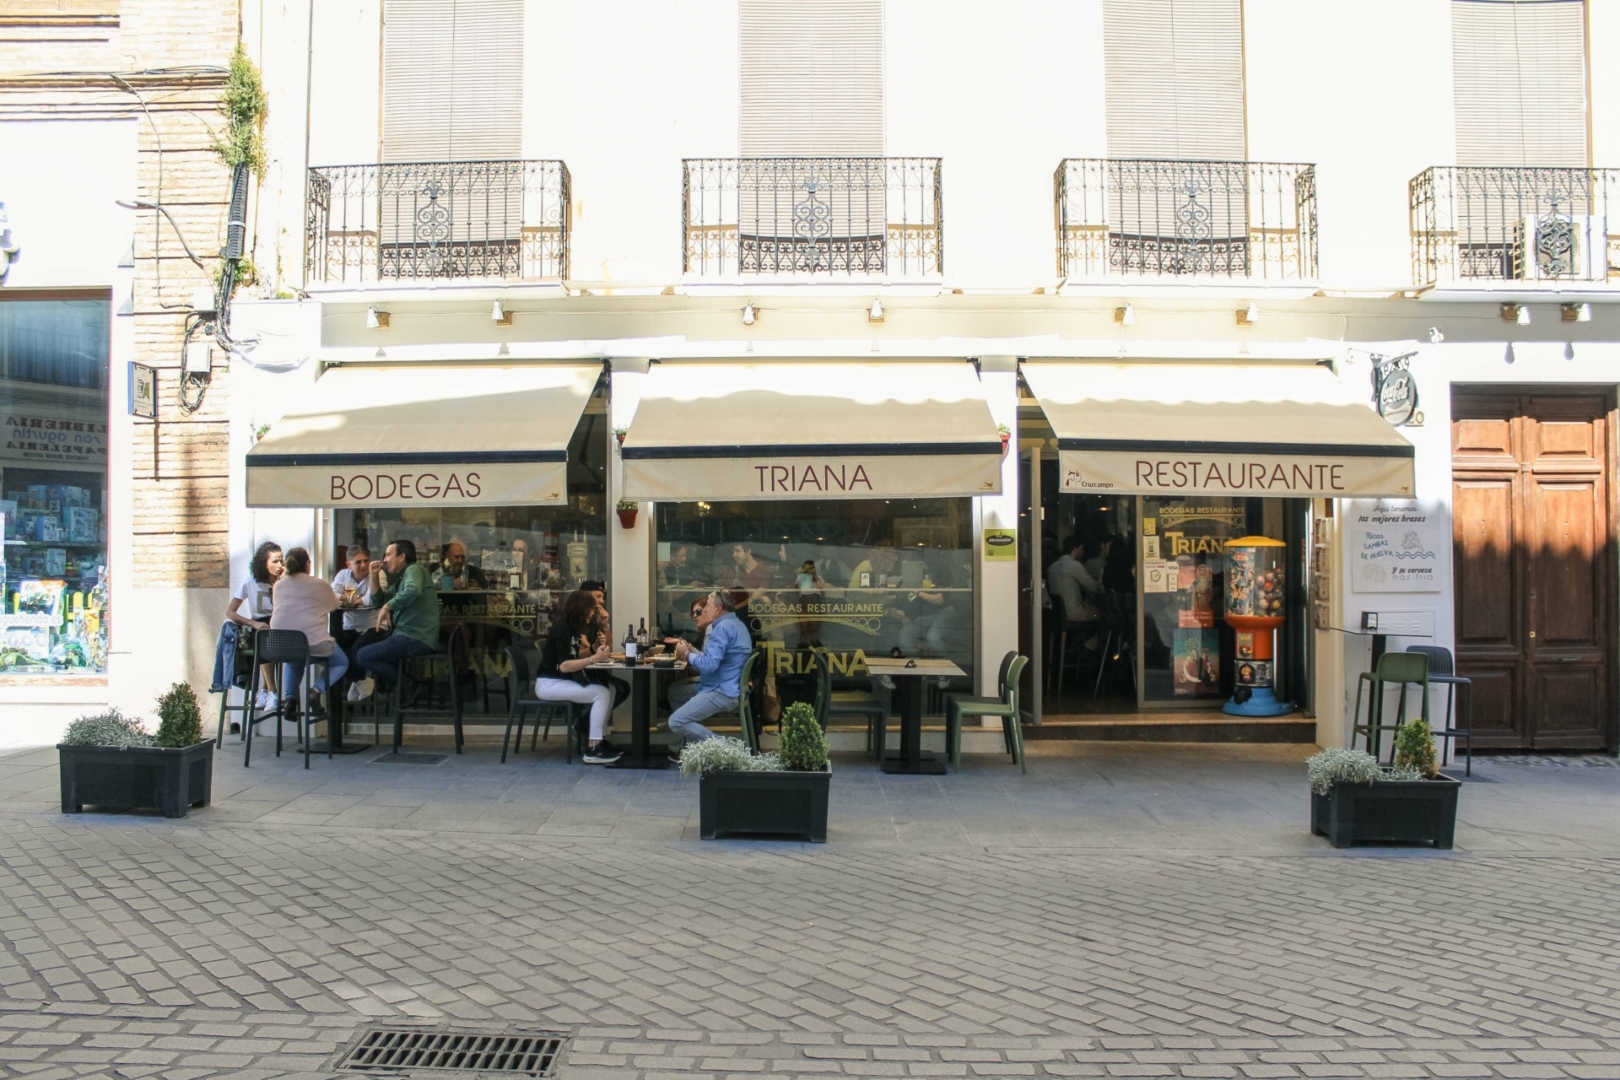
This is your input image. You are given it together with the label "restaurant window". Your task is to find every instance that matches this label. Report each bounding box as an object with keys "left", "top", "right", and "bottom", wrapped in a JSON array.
[
  {"left": 0, "top": 296, "right": 111, "bottom": 678},
  {"left": 655, "top": 497, "right": 976, "bottom": 708},
  {"left": 339, "top": 387, "right": 608, "bottom": 679}
]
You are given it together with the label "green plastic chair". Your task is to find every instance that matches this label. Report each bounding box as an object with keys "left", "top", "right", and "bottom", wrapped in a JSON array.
[
  {"left": 945, "top": 652, "right": 1030, "bottom": 773},
  {"left": 736, "top": 648, "right": 764, "bottom": 753},
  {"left": 1351, "top": 650, "right": 1430, "bottom": 760},
  {"left": 811, "top": 647, "right": 888, "bottom": 758}
]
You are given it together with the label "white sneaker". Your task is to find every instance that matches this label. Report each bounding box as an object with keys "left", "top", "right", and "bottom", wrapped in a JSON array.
[
  {"left": 255, "top": 690, "right": 279, "bottom": 711},
  {"left": 351, "top": 678, "right": 375, "bottom": 702},
  {"left": 346, "top": 680, "right": 363, "bottom": 703}
]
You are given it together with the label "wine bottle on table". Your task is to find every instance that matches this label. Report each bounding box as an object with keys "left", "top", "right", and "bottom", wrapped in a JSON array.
[
  {"left": 623, "top": 622, "right": 637, "bottom": 664},
  {"left": 636, "top": 617, "right": 649, "bottom": 653}
]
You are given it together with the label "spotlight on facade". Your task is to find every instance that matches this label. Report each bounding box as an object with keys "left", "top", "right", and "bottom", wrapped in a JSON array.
[
  {"left": 492, "top": 300, "right": 512, "bottom": 325},
  {"left": 741, "top": 303, "right": 757, "bottom": 326},
  {"left": 1115, "top": 303, "right": 1135, "bottom": 326},
  {"left": 868, "top": 299, "right": 884, "bottom": 323},
  {"left": 1237, "top": 303, "right": 1259, "bottom": 325},
  {"left": 1562, "top": 302, "right": 1592, "bottom": 323},
  {"left": 1501, "top": 303, "right": 1529, "bottom": 325},
  {"left": 366, "top": 307, "right": 390, "bottom": 329},
  {"left": 1427, "top": 327, "right": 1444, "bottom": 344}
]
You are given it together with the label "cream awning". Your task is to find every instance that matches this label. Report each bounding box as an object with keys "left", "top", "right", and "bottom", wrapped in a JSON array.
[
  {"left": 245, "top": 363, "right": 600, "bottom": 507},
  {"left": 1022, "top": 361, "right": 1416, "bottom": 498},
  {"left": 620, "top": 361, "right": 1003, "bottom": 501}
]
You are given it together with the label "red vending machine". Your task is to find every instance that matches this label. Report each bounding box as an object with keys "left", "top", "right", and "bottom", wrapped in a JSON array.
[{"left": 1223, "top": 536, "right": 1292, "bottom": 717}]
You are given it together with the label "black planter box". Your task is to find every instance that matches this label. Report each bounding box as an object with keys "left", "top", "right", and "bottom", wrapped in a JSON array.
[
  {"left": 1312, "top": 775, "right": 1460, "bottom": 849},
  {"left": 58, "top": 741, "right": 215, "bottom": 818},
  {"left": 699, "top": 767, "right": 830, "bottom": 842}
]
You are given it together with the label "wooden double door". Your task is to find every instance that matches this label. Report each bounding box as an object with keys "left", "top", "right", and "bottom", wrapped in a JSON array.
[{"left": 1452, "top": 389, "right": 1616, "bottom": 750}]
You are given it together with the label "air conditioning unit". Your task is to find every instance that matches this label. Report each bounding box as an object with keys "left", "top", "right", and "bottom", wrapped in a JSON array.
[{"left": 1512, "top": 214, "right": 1604, "bottom": 281}]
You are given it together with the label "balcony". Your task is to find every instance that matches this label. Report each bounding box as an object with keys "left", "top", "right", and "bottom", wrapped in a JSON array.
[
  {"left": 305, "top": 160, "right": 570, "bottom": 285},
  {"left": 683, "top": 157, "right": 942, "bottom": 279},
  {"left": 1055, "top": 159, "right": 1317, "bottom": 283},
  {"left": 1410, "top": 166, "right": 1619, "bottom": 288}
]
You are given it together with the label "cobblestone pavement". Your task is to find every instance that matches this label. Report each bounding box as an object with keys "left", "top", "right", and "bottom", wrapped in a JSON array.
[{"left": 1, "top": 742, "right": 1618, "bottom": 1079}]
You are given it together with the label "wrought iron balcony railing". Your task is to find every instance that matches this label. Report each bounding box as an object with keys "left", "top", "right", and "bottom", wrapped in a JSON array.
[
  {"left": 1055, "top": 159, "right": 1317, "bottom": 282},
  {"left": 683, "top": 157, "right": 943, "bottom": 278},
  {"left": 305, "top": 160, "right": 570, "bottom": 285},
  {"left": 1410, "top": 166, "right": 1619, "bottom": 287}
]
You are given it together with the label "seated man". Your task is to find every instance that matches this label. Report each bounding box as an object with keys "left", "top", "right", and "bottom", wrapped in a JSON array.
[
  {"left": 353, "top": 539, "right": 441, "bottom": 700},
  {"left": 432, "top": 540, "right": 490, "bottom": 590},
  {"left": 665, "top": 590, "right": 752, "bottom": 754}
]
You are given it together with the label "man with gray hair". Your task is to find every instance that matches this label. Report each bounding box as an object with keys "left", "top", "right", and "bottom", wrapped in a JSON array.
[{"left": 666, "top": 590, "right": 753, "bottom": 752}]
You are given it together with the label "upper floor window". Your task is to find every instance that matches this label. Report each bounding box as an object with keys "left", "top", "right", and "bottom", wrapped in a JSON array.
[
  {"left": 1102, "top": 0, "right": 1245, "bottom": 161},
  {"left": 381, "top": 0, "right": 523, "bottom": 162},
  {"left": 739, "top": 0, "right": 883, "bottom": 157},
  {"left": 1451, "top": 0, "right": 1587, "bottom": 166}
]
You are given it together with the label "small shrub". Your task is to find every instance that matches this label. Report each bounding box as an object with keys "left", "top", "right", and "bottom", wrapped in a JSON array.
[
  {"left": 678, "top": 737, "right": 782, "bottom": 778},
  {"left": 153, "top": 682, "right": 204, "bottom": 748},
  {"left": 1394, "top": 717, "right": 1440, "bottom": 779},
  {"left": 214, "top": 44, "right": 268, "bottom": 177},
  {"left": 777, "top": 701, "right": 828, "bottom": 772},
  {"left": 1307, "top": 747, "right": 1381, "bottom": 795},
  {"left": 61, "top": 709, "right": 151, "bottom": 749}
]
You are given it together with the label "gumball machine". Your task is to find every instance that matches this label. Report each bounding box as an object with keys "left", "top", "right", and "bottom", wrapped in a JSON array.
[{"left": 1222, "top": 536, "right": 1293, "bottom": 716}]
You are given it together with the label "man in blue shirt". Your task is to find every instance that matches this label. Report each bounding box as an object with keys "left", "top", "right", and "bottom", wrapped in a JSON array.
[{"left": 667, "top": 590, "right": 752, "bottom": 748}]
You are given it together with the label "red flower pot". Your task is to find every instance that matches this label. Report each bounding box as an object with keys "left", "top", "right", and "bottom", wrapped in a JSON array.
[
  {"left": 616, "top": 509, "right": 638, "bottom": 529},
  {"left": 999, "top": 432, "right": 1011, "bottom": 454}
]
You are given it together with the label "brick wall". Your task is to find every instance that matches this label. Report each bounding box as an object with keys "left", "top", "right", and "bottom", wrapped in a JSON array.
[{"left": 0, "top": 0, "right": 242, "bottom": 590}]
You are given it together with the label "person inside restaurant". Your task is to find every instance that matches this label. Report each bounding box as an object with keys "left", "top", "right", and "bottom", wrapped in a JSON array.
[
  {"left": 659, "top": 542, "right": 703, "bottom": 589},
  {"left": 269, "top": 546, "right": 347, "bottom": 713},
  {"left": 353, "top": 539, "right": 440, "bottom": 701},
  {"left": 666, "top": 590, "right": 753, "bottom": 755},
  {"left": 430, "top": 539, "right": 490, "bottom": 590},
  {"left": 1047, "top": 534, "right": 1104, "bottom": 653},
  {"left": 534, "top": 588, "right": 620, "bottom": 764}
]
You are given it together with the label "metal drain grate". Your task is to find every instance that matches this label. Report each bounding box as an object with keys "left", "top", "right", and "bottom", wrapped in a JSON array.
[
  {"left": 335, "top": 1027, "right": 566, "bottom": 1075},
  {"left": 370, "top": 752, "right": 448, "bottom": 765}
]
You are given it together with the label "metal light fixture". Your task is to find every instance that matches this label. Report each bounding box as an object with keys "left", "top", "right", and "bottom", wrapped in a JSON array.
[
  {"left": 868, "top": 298, "right": 884, "bottom": 323},
  {"left": 1427, "top": 327, "right": 1444, "bottom": 344},
  {"left": 491, "top": 300, "right": 512, "bottom": 325},
  {"left": 1562, "top": 302, "right": 1592, "bottom": 323},
  {"left": 1115, "top": 303, "right": 1135, "bottom": 326},
  {"left": 1237, "top": 302, "right": 1259, "bottom": 325},
  {"left": 741, "top": 303, "right": 757, "bottom": 326},
  {"left": 1502, "top": 303, "right": 1530, "bottom": 325},
  {"left": 366, "top": 307, "right": 390, "bottom": 329}
]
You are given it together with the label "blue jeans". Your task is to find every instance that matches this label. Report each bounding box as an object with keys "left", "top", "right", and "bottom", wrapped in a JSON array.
[
  {"left": 210, "top": 622, "right": 241, "bottom": 693},
  {"left": 356, "top": 634, "right": 436, "bottom": 685},
  {"left": 282, "top": 648, "right": 349, "bottom": 697},
  {"left": 668, "top": 684, "right": 740, "bottom": 744}
]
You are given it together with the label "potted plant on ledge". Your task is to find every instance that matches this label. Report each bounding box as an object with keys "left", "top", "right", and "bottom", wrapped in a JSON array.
[
  {"left": 616, "top": 498, "right": 639, "bottom": 529},
  {"left": 1308, "top": 721, "right": 1459, "bottom": 849},
  {"left": 59, "top": 682, "right": 214, "bottom": 818},
  {"left": 682, "top": 701, "right": 830, "bottom": 842}
]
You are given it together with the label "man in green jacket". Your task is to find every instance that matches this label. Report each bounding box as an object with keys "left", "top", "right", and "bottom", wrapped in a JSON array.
[{"left": 352, "top": 539, "right": 441, "bottom": 700}]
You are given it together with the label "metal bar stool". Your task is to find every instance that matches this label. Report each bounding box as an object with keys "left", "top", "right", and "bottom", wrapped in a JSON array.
[
  {"left": 245, "top": 629, "right": 331, "bottom": 770},
  {"left": 1351, "top": 650, "right": 1430, "bottom": 761},
  {"left": 1406, "top": 645, "right": 1474, "bottom": 776}
]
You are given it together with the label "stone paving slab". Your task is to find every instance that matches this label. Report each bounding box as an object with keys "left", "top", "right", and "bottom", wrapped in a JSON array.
[{"left": 0, "top": 743, "right": 1616, "bottom": 1078}]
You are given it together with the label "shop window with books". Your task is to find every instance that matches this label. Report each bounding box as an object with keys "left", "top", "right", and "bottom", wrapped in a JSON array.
[
  {"left": 339, "top": 398, "right": 608, "bottom": 678},
  {"left": 0, "top": 297, "right": 110, "bottom": 678},
  {"left": 655, "top": 498, "right": 976, "bottom": 712}
]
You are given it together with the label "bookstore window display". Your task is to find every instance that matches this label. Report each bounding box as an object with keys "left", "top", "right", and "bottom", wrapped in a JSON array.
[
  {"left": 654, "top": 498, "right": 976, "bottom": 699},
  {"left": 0, "top": 298, "right": 111, "bottom": 677}
]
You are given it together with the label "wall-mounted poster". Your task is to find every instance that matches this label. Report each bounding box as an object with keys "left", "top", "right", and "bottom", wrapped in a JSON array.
[{"left": 1347, "top": 500, "right": 1443, "bottom": 593}]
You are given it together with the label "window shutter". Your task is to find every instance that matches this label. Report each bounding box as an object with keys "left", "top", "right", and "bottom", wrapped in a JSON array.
[
  {"left": 739, "top": 0, "right": 883, "bottom": 157},
  {"left": 382, "top": 0, "right": 523, "bottom": 163},
  {"left": 1452, "top": 0, "right": 1587, "bottom": 167},
  {"left": 1102, "top": 0, "right": 1245, "bottom": 161}
]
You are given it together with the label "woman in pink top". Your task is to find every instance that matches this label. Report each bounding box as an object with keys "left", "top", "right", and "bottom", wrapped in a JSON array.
[{"left": 270, "top": 547, "right": 348, "bottom": 702}]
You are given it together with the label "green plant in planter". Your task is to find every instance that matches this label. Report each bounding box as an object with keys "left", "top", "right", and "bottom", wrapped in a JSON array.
[
  {"left": 61, "top": 709, "right": 152, "bottom": 748},
  {"left": 678, "top": 736, "right": 782, "bottom": 778},
  {"left": 1394, "top": 717, "right": 1440, "bottom": 779},
  {"left": 153, "top": 682, "right": 204, "bottom": 748},
  {"left": 1306, "top": 746, "right": 1420, "bottom": 795},
  {"left": 778, "top": 701, "right": 828, "bottom": 771}
]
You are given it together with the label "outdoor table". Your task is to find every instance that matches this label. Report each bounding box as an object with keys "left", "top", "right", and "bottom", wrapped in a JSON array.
[
  {"left": 588, "top": 659, "right": 686, "bottom": 769},
  {"left": 865, "top": 657, "right": 965, "bottom": 775}
]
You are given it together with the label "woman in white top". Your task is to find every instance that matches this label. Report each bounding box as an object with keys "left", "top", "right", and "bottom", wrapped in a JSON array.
[
  {"left": 227, "top": 541, "right": 283, "bottom": 710},
  {"left": 270, "top": 546, "right": 347, "bottom": 701},
  {"left": 227, "top": 541, "right": 282, "bottom": 629}
]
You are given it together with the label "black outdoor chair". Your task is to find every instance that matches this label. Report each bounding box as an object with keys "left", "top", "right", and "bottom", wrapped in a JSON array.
[
  {"left": 501, "top": 644, "right": 589, "bottom": 763},
  {"left": 244, "top": 629, "right": 333, "bottom": 770},
  {"left": 1407, "top": 645, "right": 1474, "bottom": 776}
]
